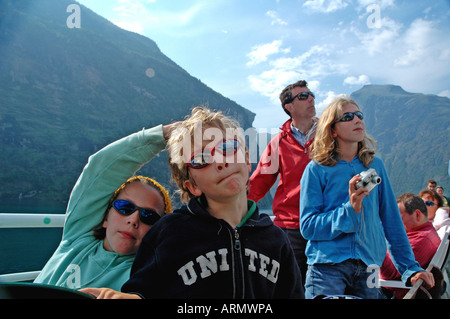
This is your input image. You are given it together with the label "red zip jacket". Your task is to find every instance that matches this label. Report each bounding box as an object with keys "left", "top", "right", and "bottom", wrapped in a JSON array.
[{"left": 248, "top": 119, "right": 314, "bottom": 229}]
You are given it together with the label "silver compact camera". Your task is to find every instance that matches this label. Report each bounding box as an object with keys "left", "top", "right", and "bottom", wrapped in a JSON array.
[{"left": 356, "top": 168, "right": 381, "bottom": 192}]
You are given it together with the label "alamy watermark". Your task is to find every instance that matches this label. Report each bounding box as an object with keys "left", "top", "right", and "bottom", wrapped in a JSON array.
[
  {"left": 173, "top": 125, "right": 281, "bottom": 174},
  {"left": 66, "top": 4, "right": 81, "bottom": 29},
  {"left": 366, "top": 4, "right": 382, "bottom": 29},
  {"left": 366, "top": 264, "right": 382, "bottom": 288}
]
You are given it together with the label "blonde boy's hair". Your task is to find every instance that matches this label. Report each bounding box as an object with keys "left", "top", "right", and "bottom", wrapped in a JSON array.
[
  {"left": 167, "top": 107, "right": 244, "bottom": 203},
  {"left": 310, "top": 96, "right": 376, "bottom": 167}
]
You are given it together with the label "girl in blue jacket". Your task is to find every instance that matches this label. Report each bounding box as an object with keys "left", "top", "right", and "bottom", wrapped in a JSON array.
[{"left": 299, "top": 96, "right": 434, "bottom": 299}]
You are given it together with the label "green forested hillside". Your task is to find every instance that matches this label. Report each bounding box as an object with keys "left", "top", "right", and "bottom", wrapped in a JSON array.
[{"left": 0, "top": 0, "right": 254, "bottom": 205}]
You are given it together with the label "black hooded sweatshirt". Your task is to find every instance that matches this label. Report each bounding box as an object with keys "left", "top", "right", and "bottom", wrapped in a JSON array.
[{"left": 121, "top": 198, "right": 304, "bottom": 299}]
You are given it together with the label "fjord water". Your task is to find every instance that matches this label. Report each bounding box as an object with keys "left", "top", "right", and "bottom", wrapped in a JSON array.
[{"left": 0, "top": 199, "right": 66, "bottom": 275}]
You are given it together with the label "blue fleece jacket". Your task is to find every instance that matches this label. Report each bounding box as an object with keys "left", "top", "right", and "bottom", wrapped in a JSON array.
[{"left": 300, "top": 156, "right": 423, "bottom": 284}]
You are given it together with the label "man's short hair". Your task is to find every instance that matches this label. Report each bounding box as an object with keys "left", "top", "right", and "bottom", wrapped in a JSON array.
[
  {"left": 279, "top": 80, "right": 308, "bottom": 117},
  {"left": 397, "top": 193, "right": 428, "bottom": 217}
]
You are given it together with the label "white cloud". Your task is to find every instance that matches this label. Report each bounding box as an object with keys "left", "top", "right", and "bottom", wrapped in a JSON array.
[
  {"left": 307, "top": 80, "right": 321, "bottom": 93},
  {"left": 247, "top": 44, "right": 349, "bottom": 103},
  {"left": 315, "top": 91, "right": 347, "bottom": 115},
  {"left": 110, "top": 1, "right": 205, "bottom": 35},
  {"left": 73, "top": 0, "right": 450, "bottom": 131},
  {"left": 113, "top": 20, "right": 147, "bottom": 34},
  {"left": 338, "top": 13, "right": 450, "bottom": 96},
  {"left": 113, "top": 0, "right": 150, "bottom": 18},
  {"left": 246, "top": 40, "right": 290, "bottom": 67},
  {"left": 248, "top": 69, "right": 300, "bottom": 103},
  {"left": 266, "top": 10, "right": 288, "bottom": 26},
  {"left": 355, "top": 17, "right": 403, "bottom": 56},
  {"left": 394, "top": 19, "right": 436, "bottom": 66},
  {"left": 269, "top": 45, "right": 327, "bottom": 69},
  {"left": 303, "top": 0, "right": 350, "bottom": 13},
  {"left": 344, "top": 75, "right": 371, "bottom": 86},
  {"left": 246, "top": 4, "right": 449, "bottom": 117},
  {"left": 438, "top": 90, "right": 450, "bottom": 99},
  {"left": 356, "top": 0, "right": 395, "bottom": 10}
]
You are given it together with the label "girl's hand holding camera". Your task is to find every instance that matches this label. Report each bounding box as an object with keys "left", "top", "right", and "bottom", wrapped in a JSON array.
[{"left": 349, "top": 175, "right": 369, "bottom": 214}]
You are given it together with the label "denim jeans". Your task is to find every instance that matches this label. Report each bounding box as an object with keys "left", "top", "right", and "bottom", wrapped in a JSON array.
[{"left": 305, "top": 259, "right": 385, "bottom": 299}]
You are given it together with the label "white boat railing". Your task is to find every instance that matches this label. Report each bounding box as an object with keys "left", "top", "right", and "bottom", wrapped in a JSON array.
[
  {"left": 0, "top": 271, "right": 42, "bottom": 283},
  {"left": 0, "top": 213, "right": 65, "bottom": 282},
  {"left": 0, "top": 213, "right": 65, "bottom": 228}
]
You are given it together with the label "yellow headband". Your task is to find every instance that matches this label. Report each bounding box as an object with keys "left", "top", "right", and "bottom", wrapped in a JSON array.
[{"left": 111, "top": 176, "right": 172, "bottom": 215}]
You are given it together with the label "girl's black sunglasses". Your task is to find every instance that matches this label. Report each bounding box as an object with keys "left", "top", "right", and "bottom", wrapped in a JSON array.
[
  {"left": 112, "top": 199, "right": 161, "bottom": 225},
  {"left": 335, "top": 111, "right": 364, "bottom": 123}
]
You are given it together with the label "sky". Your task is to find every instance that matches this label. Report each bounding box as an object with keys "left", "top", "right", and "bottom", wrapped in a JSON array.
[{"left": 75, "top": 0, "right": 450, "bottom": 130}]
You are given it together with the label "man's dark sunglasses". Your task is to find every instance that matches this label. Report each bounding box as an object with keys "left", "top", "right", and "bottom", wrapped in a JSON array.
[
  {"left": 289, "top": 92, "right": 315, "bottom": 103},
  {"left": 112, "top": 199, "right": 161, "bottom": 225}
]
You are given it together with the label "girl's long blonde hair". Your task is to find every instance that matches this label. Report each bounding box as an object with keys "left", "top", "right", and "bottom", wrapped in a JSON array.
[{"left": 310, "top": 96, "right": 376, "bottom": 167}]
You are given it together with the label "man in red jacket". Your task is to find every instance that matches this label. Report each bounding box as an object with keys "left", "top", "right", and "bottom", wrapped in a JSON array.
[{"left": 248, "top": 80, "right": 317, "bottom": 286}]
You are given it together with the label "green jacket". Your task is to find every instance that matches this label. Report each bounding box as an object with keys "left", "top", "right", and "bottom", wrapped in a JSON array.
[{"left": 34, "top": 125, "right": 166, "bottom": 291}]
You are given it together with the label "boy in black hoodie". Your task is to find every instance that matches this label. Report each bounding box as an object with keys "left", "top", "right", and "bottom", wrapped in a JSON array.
[{"left": 81, "top": 107, "right": 304, "bottom": 299}]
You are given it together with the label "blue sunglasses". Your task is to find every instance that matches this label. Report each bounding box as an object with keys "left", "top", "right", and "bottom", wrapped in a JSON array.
[
  {"left": 112, "top": 199, "right": 161, "bottom": 225},
  {"left": 424, "top": 201, "right": 435, "bottom": 207}
]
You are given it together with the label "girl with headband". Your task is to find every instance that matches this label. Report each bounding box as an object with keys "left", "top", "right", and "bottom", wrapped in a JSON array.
[{"left": 34, "top": 124, "right": 174, "bottom": 291}]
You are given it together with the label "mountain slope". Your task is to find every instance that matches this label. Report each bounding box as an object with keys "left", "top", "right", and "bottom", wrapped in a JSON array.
[
  {"left": 0, "top": 0, "right": 254, "bottom": 203},
  {"left": 351, "top": 85, "right": 450, "bottom": 196}
]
